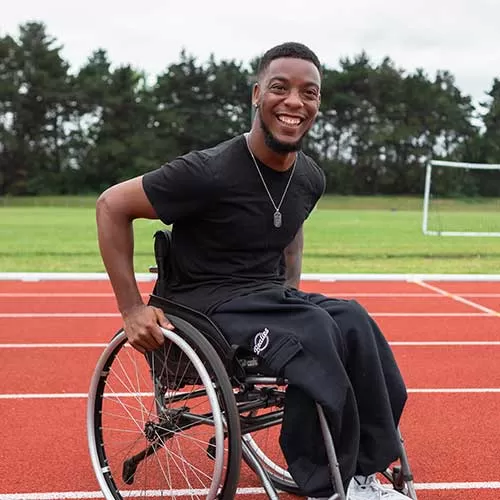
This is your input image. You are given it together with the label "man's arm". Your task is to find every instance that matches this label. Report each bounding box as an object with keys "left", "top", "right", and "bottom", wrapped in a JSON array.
[
  {"left": 96, "top": 176, "right": 173, "bottom": 353},
  {"left": 283, "top": 226, "right": 304, "bottom": 289}
]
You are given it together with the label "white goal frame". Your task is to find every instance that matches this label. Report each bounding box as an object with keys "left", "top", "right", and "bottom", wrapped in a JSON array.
[{"left": 422, "top": 160, "right": 500, "bottom": 237}]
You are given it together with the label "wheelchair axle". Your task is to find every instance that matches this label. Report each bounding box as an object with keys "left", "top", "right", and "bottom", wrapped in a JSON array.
[{"left": 121, "top": 407, "right": 192, "bottom": 485}]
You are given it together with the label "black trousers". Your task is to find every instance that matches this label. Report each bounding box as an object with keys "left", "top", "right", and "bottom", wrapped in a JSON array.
[{"left": 210, "top": 287, "right": 407, "bottom": 498}]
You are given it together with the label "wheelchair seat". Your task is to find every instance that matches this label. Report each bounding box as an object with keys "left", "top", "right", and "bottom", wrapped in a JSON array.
[
  {"left": 148, "top": 293, "right": 274, "bottom": 378},
  {"left": 148, "top": 294, "right": 232, "bottom": 363}
]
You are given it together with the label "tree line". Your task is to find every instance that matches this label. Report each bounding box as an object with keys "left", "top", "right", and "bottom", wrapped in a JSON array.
[{"left": 1, "top": 21, "right": 499, "bottom": 197}]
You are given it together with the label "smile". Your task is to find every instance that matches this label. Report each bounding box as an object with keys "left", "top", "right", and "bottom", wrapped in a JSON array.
[{"left": 276, "top": 115, "right": 303, "bottom": 127}]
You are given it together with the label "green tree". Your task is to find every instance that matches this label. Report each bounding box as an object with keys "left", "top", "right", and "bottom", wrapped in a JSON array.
[
  {"left": 152, "top": 51, "right": 251, "bottom": 161},
  {"left": 0, "top": 22, "right": 74, "bottom": 194},
  {"left": 73, "top": 50, "right": 156, "bottom": 192},
  {"left": 0, "top": 21, "right": 493, "bottom": 196},
  {"left": 461, "top": 79, "right": 500, "bottom": 196},
  {"left": 0, "top": 34, "right": 18, "bottom": 194},
  {"left": 312, "top": 54, "right": 477, "bottom": 195},
  {"left": 481, "top": 78, "right": 500, "bottom": 163}
]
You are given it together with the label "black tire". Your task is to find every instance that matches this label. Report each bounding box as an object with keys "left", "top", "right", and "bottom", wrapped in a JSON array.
[{"left": 87, "top": 316, "right": 242, "bottom": 500}]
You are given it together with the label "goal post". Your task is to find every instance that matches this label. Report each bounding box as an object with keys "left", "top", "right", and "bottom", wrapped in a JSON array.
[{"left": 422, "top": 160, "right": 500, "bottom": 237}]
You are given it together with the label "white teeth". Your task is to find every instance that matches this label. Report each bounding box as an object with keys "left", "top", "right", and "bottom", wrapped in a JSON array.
[{"left": 278, "top": 116, "right": 301, "bottom": 126}]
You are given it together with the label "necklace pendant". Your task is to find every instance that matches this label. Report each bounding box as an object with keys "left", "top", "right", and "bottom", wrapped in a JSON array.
[{"left": 273, "top": 211, "right": 282, "bottom": 228}]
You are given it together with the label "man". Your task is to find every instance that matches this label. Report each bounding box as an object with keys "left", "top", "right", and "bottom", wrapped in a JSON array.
[{"left": 96, "top": 41, "right": 409, "bottom": 500}]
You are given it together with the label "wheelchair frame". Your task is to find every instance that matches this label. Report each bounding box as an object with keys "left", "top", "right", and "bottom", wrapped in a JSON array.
[{"left": 86, "top": 230, "right": 418, "bottom": 500}]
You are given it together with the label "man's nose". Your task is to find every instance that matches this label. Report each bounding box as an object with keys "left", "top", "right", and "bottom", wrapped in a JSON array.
[{"left": 283, "top": 89, "right": 304, "bottom": 108}]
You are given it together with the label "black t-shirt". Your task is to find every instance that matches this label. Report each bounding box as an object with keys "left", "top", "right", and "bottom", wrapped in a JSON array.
[{"left": 142, "top": 134, "right": 325, "bottom": 313}]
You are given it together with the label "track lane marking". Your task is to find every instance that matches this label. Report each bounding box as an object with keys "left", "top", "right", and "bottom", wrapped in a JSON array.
[
  {"left": 2, "top": 341, "right": 500, "bottom": 348},
  {"left": 0, "top": 293, "right": 150, "bottom": 298},
  {"left": 2, "top": 291, "right": 500, "bottom": 298},
  {"left": 0, "top": 313, "right": 121, "bottom": 318},
  {"left": 1, "top": 482, "right": 500, "bottom": 499},
  {"left": 0, "top": 343, "right": 109, "bottom": 348},
  {"left": 415, "top": 280, "right": 500, "bottom": 316},
  {"left": 0, "top": 312, "right": 494, "bottom": 318},
  {"left": 2, "top": 388, "right": 500, "bottom": 399}
]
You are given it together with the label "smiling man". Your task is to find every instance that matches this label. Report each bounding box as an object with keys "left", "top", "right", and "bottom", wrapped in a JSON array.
[{"left": 96, "top": 42, "right": 409, "bottom": 500}]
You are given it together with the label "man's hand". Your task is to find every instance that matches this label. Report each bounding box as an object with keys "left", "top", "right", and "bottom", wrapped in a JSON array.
[{"left": 122, "top": 304, "right": 174, "bottom": 353}]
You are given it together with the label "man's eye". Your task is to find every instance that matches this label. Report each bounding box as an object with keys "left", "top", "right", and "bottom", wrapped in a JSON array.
[
  {"left": 271, "top": 85, "right": 286, "bottom": 92},
  {"left": 304, "top": 89, "right": 318, "bottom": 98}
]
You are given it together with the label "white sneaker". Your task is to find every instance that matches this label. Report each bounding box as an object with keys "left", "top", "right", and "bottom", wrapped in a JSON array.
[{"left": 347, "top": 474, "right": 408, "bottom": 499}]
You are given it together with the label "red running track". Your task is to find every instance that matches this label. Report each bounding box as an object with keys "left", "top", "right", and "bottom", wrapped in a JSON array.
[{"left": 0, "top": 278, "right": 499, "bottom": 500}]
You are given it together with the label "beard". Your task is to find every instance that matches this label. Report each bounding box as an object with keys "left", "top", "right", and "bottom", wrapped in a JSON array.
[{"left": 258, "top": 113, "right": 307, "bottom": 154}]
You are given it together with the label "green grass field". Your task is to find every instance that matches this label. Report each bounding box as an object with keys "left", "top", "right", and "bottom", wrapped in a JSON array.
[{"left": 1, "top": 196, "right": 499, "bottom": 274}]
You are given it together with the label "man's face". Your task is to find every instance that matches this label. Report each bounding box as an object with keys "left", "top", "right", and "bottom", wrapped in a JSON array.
[{"left": 253, "top": 57, "right": 321, "bottom": 153}]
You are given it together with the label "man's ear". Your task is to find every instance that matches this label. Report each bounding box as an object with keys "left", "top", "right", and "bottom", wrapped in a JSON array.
[{"left": 252, "top": 82, "right": 261, "bottom": 108}]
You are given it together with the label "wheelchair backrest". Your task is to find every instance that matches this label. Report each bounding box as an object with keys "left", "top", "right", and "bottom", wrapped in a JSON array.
[{"left": 152, "top": 229, "right": 174, "bottom": 297}]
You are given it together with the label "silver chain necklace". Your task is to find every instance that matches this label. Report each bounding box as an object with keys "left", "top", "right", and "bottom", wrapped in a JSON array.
[{"left": 244, "top": 134, "right": 297, "bottom": 228}]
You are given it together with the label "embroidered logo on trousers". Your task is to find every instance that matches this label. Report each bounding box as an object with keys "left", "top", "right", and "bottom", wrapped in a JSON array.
[{"left": 253, "top": 327, "right": 270, "bottom": 355}]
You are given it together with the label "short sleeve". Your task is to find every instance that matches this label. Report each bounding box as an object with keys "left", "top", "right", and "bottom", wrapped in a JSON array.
[
  {"left": 312, "top": 168, "right": 326, "bottom": 216},
  {"left": 308, "top": 157, "right": 326, "bottom": 205},
  {"left": 142, "top": 151, "right": 216, "bottom": 225},
  {"left": 318, "top": 166, "right": 326, "bottom": 198}
]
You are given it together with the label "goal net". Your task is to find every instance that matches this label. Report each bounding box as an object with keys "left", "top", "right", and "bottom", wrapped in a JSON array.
[{"left": 422, "top": 160, "right": 500, "bottom": 237}]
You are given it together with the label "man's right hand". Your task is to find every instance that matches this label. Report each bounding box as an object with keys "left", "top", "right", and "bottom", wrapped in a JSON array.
[{"left": 122, "top": 304, "right": 174, "bottom": 353}]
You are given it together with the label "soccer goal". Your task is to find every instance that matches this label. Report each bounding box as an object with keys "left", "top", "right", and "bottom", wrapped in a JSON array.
[{"left": 422, "top": 160, "right": 500, "bottom": 237}]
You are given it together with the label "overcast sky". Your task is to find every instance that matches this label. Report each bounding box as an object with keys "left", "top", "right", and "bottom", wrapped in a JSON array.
[{"left": 2, "top": 0, "right": 499, "bottom": 105}]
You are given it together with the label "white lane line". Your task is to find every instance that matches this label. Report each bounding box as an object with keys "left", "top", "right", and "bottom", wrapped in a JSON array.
[
  {"left": 0, "top": 392, "right": 153, "bottom": 399},
  {"left": 2, "top": 272, "right": 500, "bottom": 281},
  {"left": 0, "top": 313, "right": 121, "bottom": 318},
  {"left": 1, "top": 482, "right": 500, "bottom": 498},
  {"left": 0, "top": 312, "right": 494, "bottom": 319},
  {"left": 417, "top": 481, "right": 500, "bottom": 490},
  {"left": 2, "top": 292, "right": 441, "bottom": 298},
  {"left": 0, "top": 343, "right": 108, "bottom": 348},
  {"left": 3, "top": 291, "right": 500, "bottom": 298},
  {"left": 0, "top": 487, "right": 265, "bottom": 499},
  {"left": 325, "top": 293, "right": 441, "bottom": 298},
  {"left": 0, "top": 293, "right": 150, "bottom": 298},
  {"left": 2, "top": 341, "right": 500, "bottom": 349},
  {"left": 2, "top": 291, "right": 499, "bottom": 298},
  {"left": 372, "top": 313, "right": 491, "bottom": 317},
  {"left": 460, "top": 293, "right": 500, "bottom": 298},
  {"left": 304, "top": 274, "right": 500, "bottom": 282},
  {"left": 415, "top": 280, "right": 500, "bottom": 316},
  {"left": 390, "top": 341, "right": 500, "bottom": 346},
  {"left": 2, "top": 388, "right": 500, "bottom": 400},
  {"left": 407, "top": 388, "right": 500, "bottom": 393}
]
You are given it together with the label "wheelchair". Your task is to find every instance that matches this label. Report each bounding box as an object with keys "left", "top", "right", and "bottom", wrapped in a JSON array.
[{"left": 87, "top": 230, "right": 418, "bottom": 500}]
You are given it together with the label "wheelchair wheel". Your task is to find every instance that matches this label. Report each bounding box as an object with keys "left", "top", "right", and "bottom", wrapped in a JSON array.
[
  {"left": 241, "top": 394, "right": 302, "bottom": 495},
  {"left": 87, "top": 316, "right": 241, "bottom": 500}
]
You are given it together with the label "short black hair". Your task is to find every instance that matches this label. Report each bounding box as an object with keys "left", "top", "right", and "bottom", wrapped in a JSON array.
[{"left": 257, "top": 42, "right": 321, "bottom": 78}]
